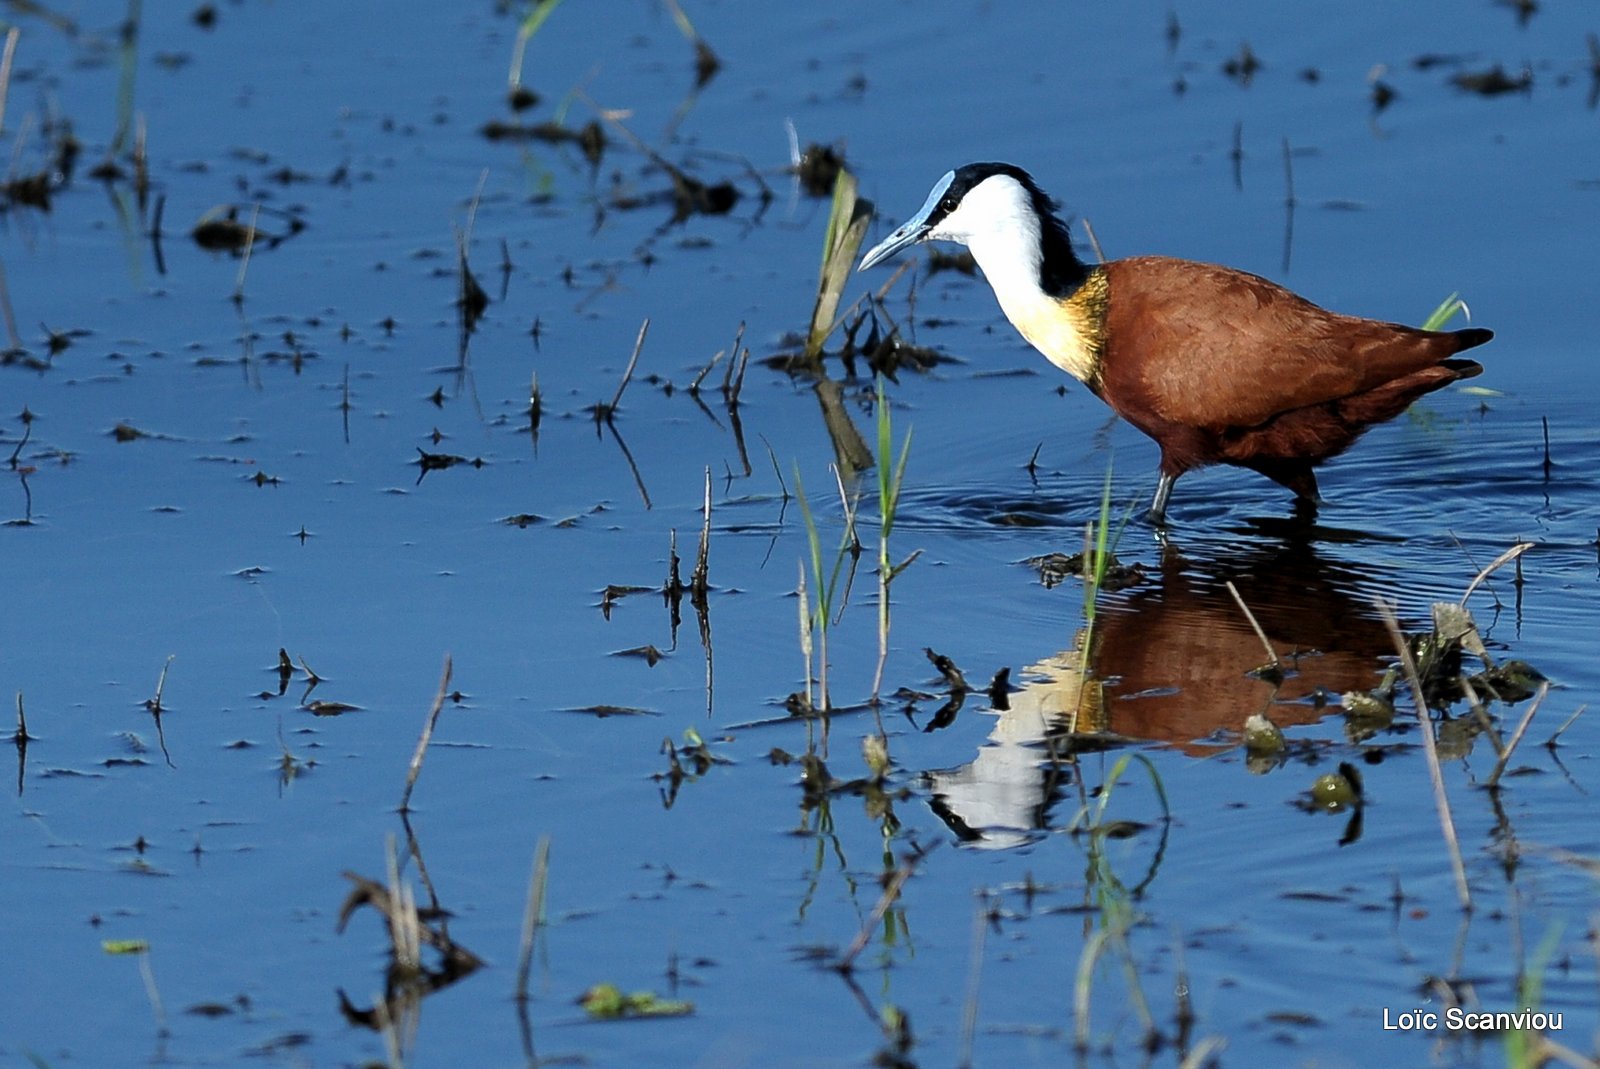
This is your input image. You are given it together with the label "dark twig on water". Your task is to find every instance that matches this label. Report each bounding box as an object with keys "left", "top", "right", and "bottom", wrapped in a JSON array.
[
  {"left": 691, "top": 468, "right": 711, "bottom": 602},
  {"left": 12, "top": 691, "right": 30, "bottom": 743},
  {"left": 925, "top": 648, "right": 970, "bottom": 694},
  {"left": 985, "top": 667, "right": 1012, "bottom": 711},
  {"left": 727, "top": 344, "right": 751, "bottom": 409},
  {"left": 143, "top": 655, "right": 176, "bottom": 768},
  {"left": 148, "top": 656, "right": 175, "bottom": 713},
  {"left": 719, "top": 321, "right": 746, "bottom": 401},
  {"left": 148, "top": 193, "right": 167, "bottom": 275},
  {"left": 524, "top": 366, "right": 541, "bottom": 445},
  {"left": 662, "top": 0, "right": 721, "bottom": 86},
  {"left": 12, "top": 691, "right": 28, "bottom": 795},
  {"left": 337, "top": 362, "right": 351, "bottom": 443},
  {"left": 603, "top": 420, "right": 653, "bottom": 509},
  {"left": 6, "top": 408, "right": 31, "bottom": 468}
]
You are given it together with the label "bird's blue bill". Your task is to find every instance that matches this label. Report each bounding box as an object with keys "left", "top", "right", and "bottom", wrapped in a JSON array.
[{"left": 857, "top": 170, "right": 955, "bottom": 271}]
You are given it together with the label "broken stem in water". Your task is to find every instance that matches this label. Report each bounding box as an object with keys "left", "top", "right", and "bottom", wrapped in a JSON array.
[
  {"left": 399, "top": 655, "right": 453, "bottom": 813},
  {"left": 1376, "top": 600, "right": 1472, "bottom": 912}
]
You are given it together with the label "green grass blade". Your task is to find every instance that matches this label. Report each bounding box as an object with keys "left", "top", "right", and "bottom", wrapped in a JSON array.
[{"left": 1421, "top": 291, "right": 1464, "bottom": 331}]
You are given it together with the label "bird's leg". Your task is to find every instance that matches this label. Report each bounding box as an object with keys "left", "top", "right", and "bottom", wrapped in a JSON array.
[
  {"left": 1147, "top": 473, "right": 1175, "bottom": 526},
  {"left": 1291, "top": 493, "right": 1320, "bottom": 524}
]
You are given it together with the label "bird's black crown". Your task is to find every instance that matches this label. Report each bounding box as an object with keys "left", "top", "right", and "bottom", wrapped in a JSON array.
[{"left": 943, "top": 163, "right": 1087, "bottom": 297}]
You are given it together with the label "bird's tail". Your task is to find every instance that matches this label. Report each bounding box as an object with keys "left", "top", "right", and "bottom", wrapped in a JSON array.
[{"left": 1451, "top": 327, "right": 1493, "bottom": 352}]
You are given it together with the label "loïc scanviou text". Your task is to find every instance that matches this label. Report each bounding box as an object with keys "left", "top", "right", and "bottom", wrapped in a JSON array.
[{"left": 1383, "top": 1007, "right": 1562, "bottom": 1032}]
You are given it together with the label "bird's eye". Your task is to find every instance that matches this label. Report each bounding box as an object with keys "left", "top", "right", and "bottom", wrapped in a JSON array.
[{"left": 940, "top": 197, "right": 958, "bottom": 213}]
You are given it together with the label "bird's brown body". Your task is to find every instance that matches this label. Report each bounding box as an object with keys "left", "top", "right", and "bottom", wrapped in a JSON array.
[
  {"left": 1077, "top": 256, "right": 1489, "bottom": 503},
  {"left": 857, "top": 163, "right": 1492, "bottom": 519}
]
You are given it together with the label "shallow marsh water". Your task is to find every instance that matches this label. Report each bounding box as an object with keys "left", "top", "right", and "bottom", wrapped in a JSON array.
[{"left": 3, "top": 2, "right": 1599, "bottom": 1067}]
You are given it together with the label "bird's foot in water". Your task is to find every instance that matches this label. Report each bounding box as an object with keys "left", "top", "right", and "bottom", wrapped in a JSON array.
[{"left": 1291, "top": 494, "right": 1322, "bottom": 524}]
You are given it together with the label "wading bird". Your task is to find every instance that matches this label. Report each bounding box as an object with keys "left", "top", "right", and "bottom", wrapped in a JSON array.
[{"left": 857, "top": 163, "right": 1491, "bottom": 524}]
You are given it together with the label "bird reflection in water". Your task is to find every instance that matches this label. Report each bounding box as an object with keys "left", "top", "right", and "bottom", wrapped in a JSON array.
[{"left": 926, "top": 532, "right": 1400, "bottom": 848}]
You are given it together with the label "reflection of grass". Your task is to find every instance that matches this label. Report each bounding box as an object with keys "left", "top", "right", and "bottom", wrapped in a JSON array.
[
  {"left": 111, "top": 0, "right": 143, "bottom": 157},
  {"left": 1079, "top": 466, "right": 1116, "bottom": 655},
  {"left": 1074, "top": 465, "right": 1134, "bottom": 731},
  {"left": 515, "top": 836, "right": 551, "bottom": 1003},
  {"left": 1070, "top": 752, "right": 1174, "bottom": 1050},
  {"left": 871, "top": 378, "right": 918, "bottom": 704},
  {"left": 661, "top": 0, "right": 721, "bottom": 85},
  {"left": 795, "top": 465, "right": 858, "bottom": 712},
  {"left": 507, "top": 0, "right": 565, "bottom": 97},
  {"left": 1505, "top": 923, "right": 1563, "bottom": 1069},
  {"left": 102, "top": 937, "right": 166, "bottom": 1037}
]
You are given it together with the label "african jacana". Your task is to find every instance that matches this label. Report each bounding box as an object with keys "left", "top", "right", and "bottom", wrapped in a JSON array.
[{"left": 857, "top": 162, "right": 1491, "bottom": 523}]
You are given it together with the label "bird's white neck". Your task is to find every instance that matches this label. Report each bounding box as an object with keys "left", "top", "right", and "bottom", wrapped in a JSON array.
[{"left": 966, "top": 229, "right": 1102, "bottom": 385}]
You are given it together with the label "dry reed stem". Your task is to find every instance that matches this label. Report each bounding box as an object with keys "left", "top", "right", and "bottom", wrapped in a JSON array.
[
  {"left": 1533, "top": 1036, "right": 1600, "bottom": 1069},
  {"left": 399, "top": 655, "right": 453, "bottom": 813},
  {"left": 956, "top": 896, "right": 988, "bottom": 1069},
  {"left": 873, "top": 259, "right": 914, "bottom": 302},
  {"left": 0, "top": 28, "right": 20, "bottom": 136},
  {"left": 0, "top": 260, "right": 22, "bottom": 352},
  {"left": 232, "top": 203, "right": 262, "bottom": 301},
  {"left": 1461, "top": 542, "right": 1534, "bottom": 604},
  {"left": 1225, "top": 580, "right": 1281, "bottom": 672},
  {"left": 515, "top": 836, "right": 551, "bottom": 1002},
  {"left": 690, "top": 348, "right": 723, "bottom": 393},
  {"left": 1376, "top": 600, "right": 1472, "bottom": 911},
  {"left": 797, "top": 562, "right": 813, "bottom": 712},
  {"left": 1081, "top": 218, "right": 1106, "bottom": 264},
  {"left": 1178, "top": 1037, "right": 1228, "bottom": 1069},
  {"left": 138, "top": 946, "right": 167, "bottom": 1036},
  {"left": 1546, "top": 704, "right": 1587, "bottom": 748},
  {"left": 608, "top": 318, "right": 649, "bottom": 414},
  {"left": 1486, "top": 681, "right": 1549, "bottom": 788}
]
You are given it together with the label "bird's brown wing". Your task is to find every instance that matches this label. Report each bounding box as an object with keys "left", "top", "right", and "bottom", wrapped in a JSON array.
[{"left": 1099, "top": 257, "right": 1479, "bottom": 431}]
